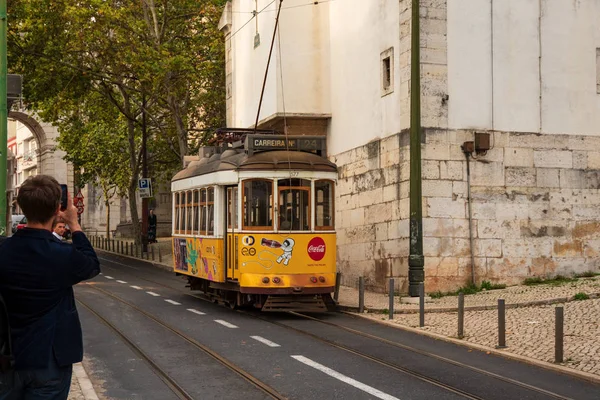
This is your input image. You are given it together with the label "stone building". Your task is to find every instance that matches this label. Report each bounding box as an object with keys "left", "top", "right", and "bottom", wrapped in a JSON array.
[{"left": 221, "top": 0, "right": 600, "bottom": 293}]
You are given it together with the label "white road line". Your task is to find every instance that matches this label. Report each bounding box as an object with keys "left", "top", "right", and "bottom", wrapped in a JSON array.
[
  {"left": 131, "top": 286, "right": 143, "bottom": 290},
  {"left": 291, "top": 355, "right": 400, "bottom": 400},
  {"left": 187, "top": 308, "right": 206, "bottom": 315},
  {"left": 214, "top": 320, "right": 238, "bottom": 329},
  {"left": 250, "top": 336, "right": 281, "bottom": 348},
  {"left": 99, "top": 273, "right": 103, "bottom": 275},
  {"left": 104, "top": 276, "right": 114, "bottom": 280},
  {"left": 146, "top": 291, "right": 160, "bottom": 297},
  {"left": 116, "top": 280, "right": 127, "bottom": 284},
  {"left": 165, "top": 299, "right": 181, "bottom": 305}
]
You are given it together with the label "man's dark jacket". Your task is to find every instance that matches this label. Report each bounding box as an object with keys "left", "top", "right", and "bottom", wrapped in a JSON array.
[{"left": 0, "top": 228, "right": 100, "bottom": 370}]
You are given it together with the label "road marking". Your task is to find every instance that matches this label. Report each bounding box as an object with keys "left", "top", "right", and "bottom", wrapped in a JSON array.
[
  {"left": 131, "top": 286, "right": 143, "bottom": 290},
  {"left": 104, "top": 276, "right": 114, "bottom": 280},
  {"left": 291, "top": 355, "right": 400, "bottom": 400},
  {"left": 165, "top": 299, "right": 181, "bottom": 305},
  {"left": 187, "top": 308, "right": 206, "bottom": 315},
  {"left": 99, "top": 273, "right": 103, "bottom": 275},
  {"left": 214, "top": 320, "right": 238, "bottom": 329},
  {"left": 250, "top": 336, "right": 281, "bottom": 347},
  {"left": 116, "top": 280, "right": 127, "bottom": 284},
  {"left": 146, "top": 291, "right": 160, "bottom": 297}
]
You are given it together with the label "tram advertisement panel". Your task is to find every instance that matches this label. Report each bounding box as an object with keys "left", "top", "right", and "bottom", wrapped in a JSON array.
[
  {"left": 237, "top": 233, "right": 335, "bottom": 274},
  {"left": 172, "top": 237, "right": 224, "bottom": 282}
]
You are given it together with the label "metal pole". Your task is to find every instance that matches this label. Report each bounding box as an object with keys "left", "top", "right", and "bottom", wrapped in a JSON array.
[
  {"left": 141, "top": 93, "right": 149, "bottom": 253},
  {"left": 0, "top": 0, "right": 7, "bottom": 237},
  {"left": 458, "top": 292, "right": 465, "bottom": 339},
  {"left": 158, "top": 244, "right": 162, "bottom": 263},
  {"left": 389, "top": 278, "right": 395, "bottom": 320},
  {"left": 419, "top": 282, "right": 425, "bottom": 327},
  {"left": 555, "top": 306, "right": 564, "bottom": 363},
  {"left": 408, "top": 0, "right": 424, "bottom": 297},
  {"left": 497, "top": 299, "right": 506, "bottom": 348},
  {"left": 358, "top": 276, "right": 365, "bottom": 313},
  {"left": 151, "top": 245, "right": 155, "bottom": 261},
  {"left": 334, "top": 272, "right": 341, "bottom": 302}
]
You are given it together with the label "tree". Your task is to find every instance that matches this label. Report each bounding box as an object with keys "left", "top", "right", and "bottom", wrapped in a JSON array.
[{"left": 8, "top": 0, "right": 226, "bottom": 242}]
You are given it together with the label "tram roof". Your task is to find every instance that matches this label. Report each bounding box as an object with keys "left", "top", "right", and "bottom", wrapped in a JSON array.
[{"left": 172, "top": 149, "right": 337, "bottom": 182}]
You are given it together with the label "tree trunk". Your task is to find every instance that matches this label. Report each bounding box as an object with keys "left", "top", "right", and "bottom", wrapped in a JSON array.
[
  {"left": 128, "top": 182, "right": 141, "bottom": 244},
  {"left": 105, "top": 199, "right": 111, "bottom": 239}
]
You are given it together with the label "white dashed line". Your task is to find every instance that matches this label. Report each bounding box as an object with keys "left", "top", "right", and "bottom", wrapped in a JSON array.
[
  {"left": 131, "top": 286, "right": 143, "bottom": 290},
  {"left": 146, "top": 291, "right": 160, "bottom": 297},
  {"left": 165, "top": 299, "right": 181, "bottom": 305},
  {"left": 104, "top": 276, "right": 114, "bottom": 280},
  {"left": 291, "top": 355, "right": 400, "bottom": 400},
  {"left": 187, "top": 309, "right": 206, "bottom": 315},
  {"left": 116, "top": 280, "right": 127, "bottom": 284},
  {"left": 250, "top": 336, "right": 281, "bottom": 348},
  {"left": 214, "top": 320, "right": 238, "bottom": 329},
  {"left": 99, "top": 273, "right": 103, "bottom": 275}
]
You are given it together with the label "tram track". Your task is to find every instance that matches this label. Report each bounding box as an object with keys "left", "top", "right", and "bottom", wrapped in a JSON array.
[
  {"left": 79, "top": 282, "right": 287, "bottom": 400},
  {"left": 95, "top": 254, "right": 583, "bottom": 400}
]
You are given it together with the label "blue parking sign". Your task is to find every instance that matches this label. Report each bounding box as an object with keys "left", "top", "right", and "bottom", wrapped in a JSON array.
[{"left": 138, "top": 178, "right": 152, "bottom": 198}]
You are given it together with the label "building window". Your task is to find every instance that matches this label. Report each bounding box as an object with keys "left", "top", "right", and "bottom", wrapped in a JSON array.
[{"left": 381, "top": 48, "right": 394, "bottom": 96}]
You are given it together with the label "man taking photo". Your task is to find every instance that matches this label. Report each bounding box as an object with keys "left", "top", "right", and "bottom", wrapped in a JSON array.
[
  {"left": 0, "top": 175, "right": 100, "bottom": 399},
  {"left": 52, "top": 218, "right": 66, "bottom": 242}
]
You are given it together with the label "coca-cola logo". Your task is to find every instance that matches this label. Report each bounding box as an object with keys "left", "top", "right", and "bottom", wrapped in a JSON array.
[{"left": 307, "top": 237, "right": 326, "bottom": 261}]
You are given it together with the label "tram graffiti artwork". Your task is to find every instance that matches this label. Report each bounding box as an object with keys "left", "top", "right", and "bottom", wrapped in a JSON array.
[{"left": 170, "top": 130, "right": 338, "bottom": 311}]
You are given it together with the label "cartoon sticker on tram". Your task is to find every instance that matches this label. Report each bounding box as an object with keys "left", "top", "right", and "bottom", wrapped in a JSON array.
[
  {"left": 259, "top": 237, "right": 295, "bottom": 265},
  {"left": 173, "top": 238, "right": 188, "bottom": 272},
  {"left": 173, "top": 237, "right": 223, "bottom": 281},
  {"left": 240, "top": 235, "right": 332, "bottom": 271}
]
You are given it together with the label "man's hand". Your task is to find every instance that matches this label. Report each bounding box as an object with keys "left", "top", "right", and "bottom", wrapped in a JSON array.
[{"left": 58, "top": 194, "right": 82, "bottom": 233}]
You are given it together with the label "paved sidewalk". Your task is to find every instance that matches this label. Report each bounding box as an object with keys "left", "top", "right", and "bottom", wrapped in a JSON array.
[
  {"left": 337, "top": 275, "right": 600, "bottom": 379},
  {"left": 68, "top": 363, "right": 100, "bottom": 400}
]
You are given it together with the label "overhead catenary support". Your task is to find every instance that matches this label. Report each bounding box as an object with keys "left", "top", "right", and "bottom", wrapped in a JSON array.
[
  {"left": 408, "top": 0, "right": 424, "bottom": 297},
  {"left": 0, "top": 0, "right": 7, "bottom": 236}
]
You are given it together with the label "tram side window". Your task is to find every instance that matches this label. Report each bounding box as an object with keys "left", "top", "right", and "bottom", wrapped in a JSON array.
[
  {"left": 174, "top": 193, "right": 180, "bottom": 234},
  {"left": 200, "top": 188, "right": 207, "bottom": 234},
  {"left": 227, "top": 187, "right": 238, "bottom": 230},
  {"left": 186, "top": 191, "right": 193, "bottom": 234},
  {"left": 193, "top": 190, "right": 199, "bottom": 234},
  {"left": 278, "top": 179, "right": 310, "bottom": 231},
  {"left": 207, "top": 187, "right": 215, "bottom": 235},
  {"left": 178, "top": 191, "right": 185, "bottom": 233},
  {"left": 315, "top": 180, "right": 334, "bottom": 230},
  {"left": 243, "top": 179, "right": 273, "bottom": 229}
]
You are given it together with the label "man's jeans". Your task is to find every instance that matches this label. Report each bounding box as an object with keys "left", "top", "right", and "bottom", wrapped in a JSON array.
[{"left": 0, "top": 358, "right": 72, "bottom": 400}]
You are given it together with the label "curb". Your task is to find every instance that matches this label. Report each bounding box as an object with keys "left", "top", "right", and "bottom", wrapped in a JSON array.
[
  {"left": 337, "top": 292, "right": 600, "bottom": 314},
  {"left": 96, "top": 249, "right": 173, "bottom": 273},
  {"left": 344, "top": 311, "right": 600, "bottom": 385},
  {"left": 73, "top": 363, "right": 100, "bottom": 400}
]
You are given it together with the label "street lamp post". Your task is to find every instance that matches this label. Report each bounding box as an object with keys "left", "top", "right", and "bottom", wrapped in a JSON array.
[
  {"left": 0, "top": 0, "right": 7, "bottom": 237},
  {"left": 408, "top": 0, "right": 424, "bottom": 297}
]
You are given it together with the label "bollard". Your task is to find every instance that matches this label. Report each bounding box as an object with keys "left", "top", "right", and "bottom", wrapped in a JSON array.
[
  {"left": 458, "top": 292, "right": 465, "bottom": 339},
  {"left": 358, "top": 276, "right": 365, "bottom": 313},
  {"left": 334, "top": 272, "right": 341, "bottom": 302},
  {"left": 120, "top": 241, "right": 123, "bottom": 254},
  {"left": 555, "top": 306, "right": 564, "bottom": 363},
  {"left": 419, "top": 282, "right": 425, "bottom": 327},
  {"left": 151, "top": 246, "right": 155, "bottom": 261},
  {"left": 388, "top": 278, "right": 395, "bottom": 320},
  {"left": 135, "top": 244, "right": 139, "bottom": 258},
  {"left": 497, "top": 299, "right": 506, "bottom": 348},
  {"left": 112, "top": 240, "right": 115, "bottom": 252},
  {"left": 158, "top": 245, "right": 162, "bottom": 263},
  {"left": 130, "top": 243, "right": 133, "bottom": 256}
]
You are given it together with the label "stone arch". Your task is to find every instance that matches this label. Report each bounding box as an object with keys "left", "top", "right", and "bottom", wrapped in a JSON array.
[{"left": 8, "top": 110, "right": 73, "bottom": 188}]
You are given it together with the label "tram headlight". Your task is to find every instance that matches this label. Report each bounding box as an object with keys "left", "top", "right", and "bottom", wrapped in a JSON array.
[
  {"left": 262, "top": 277, "right": 270, "bottom": 284},
  {"left": 310, "top": 276, "right": 318, "bottom": 283},
  {"left": 272, "top": 276, "right": 281, "bottom": 284},
  {"left": 318, "top": 276, "right": 326, "bottom": 283}
]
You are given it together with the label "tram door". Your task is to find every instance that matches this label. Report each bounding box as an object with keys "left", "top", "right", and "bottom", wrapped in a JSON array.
[{"left": 226, "top": 186, "right": 238, "bottom": 281}]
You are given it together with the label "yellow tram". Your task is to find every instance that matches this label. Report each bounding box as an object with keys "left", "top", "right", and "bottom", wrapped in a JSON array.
[{"left": 171, "top": 130, "right": 337, "bottom": 312}]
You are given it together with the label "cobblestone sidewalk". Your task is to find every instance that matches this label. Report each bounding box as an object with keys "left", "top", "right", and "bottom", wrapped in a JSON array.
[{"left": 337, "top": 276, "right": 600, "bottom": 379}]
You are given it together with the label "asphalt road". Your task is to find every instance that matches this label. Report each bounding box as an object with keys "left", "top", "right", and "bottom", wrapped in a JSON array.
[{"left": 75, "top": 251, "right": 600, "bottom": 399}]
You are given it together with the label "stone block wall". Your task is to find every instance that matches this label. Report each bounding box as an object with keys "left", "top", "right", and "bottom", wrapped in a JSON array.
[{"left": 333, "top": 129, "right": 600, "bottom": 293}]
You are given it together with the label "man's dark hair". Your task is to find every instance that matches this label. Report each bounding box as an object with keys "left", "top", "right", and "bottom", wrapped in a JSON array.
[
  {"left": 17, "top": 175, "right": 61, "bottom": 224},
  {"left": 52, "top": 217, "right": 65, "bottom": 229}
]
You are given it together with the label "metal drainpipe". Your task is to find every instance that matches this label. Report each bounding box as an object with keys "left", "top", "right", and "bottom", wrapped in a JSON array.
[{"left": 464, "top": 150, "right": 476, "bottom": 286}]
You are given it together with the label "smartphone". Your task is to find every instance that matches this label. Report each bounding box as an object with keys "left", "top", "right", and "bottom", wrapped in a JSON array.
[{"left": 60, "top": 184, "right": 68, "bottom": 211}]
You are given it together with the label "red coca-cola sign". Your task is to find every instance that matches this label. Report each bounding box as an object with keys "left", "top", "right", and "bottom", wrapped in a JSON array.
[{"left": 307, "top": 237, "right": 326, "bottom": 261}]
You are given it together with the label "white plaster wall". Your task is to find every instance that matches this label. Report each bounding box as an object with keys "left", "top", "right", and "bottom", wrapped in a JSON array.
[
  {"left": 230, "top": 0, "right": 330, "bottom": 128},
  {"left": 448, "top": 0, "right": 600, "bottom": 135},
  {"left": 328, "top": 0, "right": 401, "bottom": 155}
]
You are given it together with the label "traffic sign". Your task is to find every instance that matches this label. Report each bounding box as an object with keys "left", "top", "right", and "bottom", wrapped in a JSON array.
[
  {"left": 77, "top": 205, "right": 85, "bottom": 215},
  {"left": 138, "top": 178, "right": 152, "bottom": 198},
  {"left": 74, "top": 198, "right": 84, "bottom": 207}
]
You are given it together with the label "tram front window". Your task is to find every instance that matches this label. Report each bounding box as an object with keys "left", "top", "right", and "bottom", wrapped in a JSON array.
[
  {"left": 243, "top": 179, "right": 273, "bottom": 229},
  {"left": 278, "top": 179, "right": 310, "bottom": 231},
  {"left": 315, "top": 180, "right": 334, "bottom": 230}
]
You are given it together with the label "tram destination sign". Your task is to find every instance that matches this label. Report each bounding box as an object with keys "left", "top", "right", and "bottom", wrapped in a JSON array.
[{"left": 246, "top": 135, "right": 326, "bottom": 156}]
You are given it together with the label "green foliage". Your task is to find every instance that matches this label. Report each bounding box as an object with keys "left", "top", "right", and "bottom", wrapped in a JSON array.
[
  {"left": 524, "top": 275, "right": 576, "bottom": 286},
  {"left": 430, "top": 291, "right": 444, "bottom": 299},
  {"left": 574, "top": 271, "right": 600, "bottom": 278},
  {"left": 480, "top": 280, "right": 507, "bottom": 291},
  {"left": 573, "top": 292, "right": 590, "bottom": 301}
]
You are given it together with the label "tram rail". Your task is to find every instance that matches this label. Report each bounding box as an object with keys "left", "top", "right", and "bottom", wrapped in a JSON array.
[
  {"left": 91, "top": 254, "right": 584, "bottom": 400},
  {"left": 79, "top": 282, "right": 287, "bottom": 400}
]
